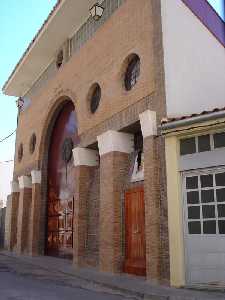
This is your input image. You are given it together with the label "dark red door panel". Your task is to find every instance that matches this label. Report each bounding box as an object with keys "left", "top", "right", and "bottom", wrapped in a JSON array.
[
  {"left": 124, "top": 186, "right": 146, "bottom": 276},
  {"left": 47, "top": 102, "right": 78, "bottom": 259}
]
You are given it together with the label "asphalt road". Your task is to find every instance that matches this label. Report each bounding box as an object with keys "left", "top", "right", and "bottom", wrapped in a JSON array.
[{"left": 0, "top": 255, "right": 137, "bottom": 300}]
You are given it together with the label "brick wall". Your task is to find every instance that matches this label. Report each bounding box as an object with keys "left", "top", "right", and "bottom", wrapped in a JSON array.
[
  {"left": 99, "top": 152, "right": 130, "bottom": 273},
  {"left": 85, "top": 167, "right": 100, "bottom": 267},
  {"left": 10, "top": 0, "right": 170, "bottom": 284},
  {"left": 4, "top": 196, "right": 12, "bottom": 250},
  {"left": 17, "top": 187, "right": 32, "bottom": 254},
  {"left": 14, "top": 0, "right": 156, "bottom": 176}
]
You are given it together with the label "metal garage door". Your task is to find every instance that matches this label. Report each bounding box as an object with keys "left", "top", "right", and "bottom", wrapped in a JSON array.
[{"left": 183, "top": 168, "right": 225, "bottom": 285}]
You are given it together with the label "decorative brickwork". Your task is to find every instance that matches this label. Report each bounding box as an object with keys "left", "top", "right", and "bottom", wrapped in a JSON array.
[
  {"left": 144, "top": 135, "right": 169, "bottom": 284},
  {"left": 144, "top": 136, "right": 161, "bottom": 282},
  {"left": 73, "top": 166, "right": 95, "bottom": 267},
  {"left": 79, "top": 94, "right": 153, "bottom": 148},
  {"left": 8, "top": 192, "right": 19, "bottom": 251},
  {"left": 99, "top": 152, "right": 129, "bottom": 273},
  {"left": 28, "top": 183, "right": 42, "bottom": 256},
  {"left": 16, "top": 187, "right": 32, "bottom": 254},
  {"left": 8, "top": 0, "right": 170, "bottom": 286},
  {"left": 85, "top": 167, "right": 100, "bottom": 267}
]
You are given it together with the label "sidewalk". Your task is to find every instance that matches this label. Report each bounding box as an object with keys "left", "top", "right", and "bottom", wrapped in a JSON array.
[{"left": 1, "top": 250, "right": 225, "bottom": 300}]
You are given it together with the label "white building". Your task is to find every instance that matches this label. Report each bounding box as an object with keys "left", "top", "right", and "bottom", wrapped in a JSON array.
[{"left": 0, "top": 161, "right": 14, "bottom": 206}]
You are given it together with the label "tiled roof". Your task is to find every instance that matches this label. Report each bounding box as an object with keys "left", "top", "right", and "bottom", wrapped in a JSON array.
[
  {"left": 161, "top": 107, "right": 225, "bottom": 125},
  {"left": 2, "top": 0, "right": 61, "bottom": 92}
]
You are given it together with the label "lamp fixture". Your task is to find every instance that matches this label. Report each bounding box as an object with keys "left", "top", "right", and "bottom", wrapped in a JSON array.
[
  {"left": 90, "top": 3, "right": 104, "bottom": 21},
  {"left": 16, "top": 97, "right": 24, "bottom": 110}
]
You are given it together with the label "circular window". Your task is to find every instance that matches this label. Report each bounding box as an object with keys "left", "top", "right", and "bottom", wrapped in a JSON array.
[
  {"left": 124, "top": 54, "right": 140, "bottom": 91},
  {"left": 89, "top": 83, "right": 101, "bottom": 114},
  {"left": 56, "top": 50, "right": 63, "bottom": 69},
  {"left": 29, "top": 133, "right": 36, "bottom": 154},
  {"left": 18, "top": 143, "right": 23, "bottom": 162}
]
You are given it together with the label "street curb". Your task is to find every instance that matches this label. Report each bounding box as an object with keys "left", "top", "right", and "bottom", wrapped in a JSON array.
[{"left": 0, "top": 252, "right": 224, "bottom": 300}]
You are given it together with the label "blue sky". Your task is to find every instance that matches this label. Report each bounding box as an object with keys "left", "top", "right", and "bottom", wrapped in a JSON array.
[
  {"left": 0, "top": 0, "right": 57, "bottom": 164},
  {"left": 0, "top": 0, "right": 224, "bottom": 164},
  {"left": 207, "top": 0, "right": 225, "bottom": 19}
]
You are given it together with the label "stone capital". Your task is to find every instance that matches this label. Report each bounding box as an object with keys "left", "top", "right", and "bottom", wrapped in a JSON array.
[
  {"left": 72, "top": 147, "right": 99, "bottom": 167},
  {"left": 97, "top": 130, "right": 133, "bottom": 156},
  {"left": 139, "top": 110, "right": 157, "bottom": 138},
  {"left": 10, "top": 181, "right": 19, "bottom": 193},
  {"left": 18, "top": 175, "right": 32, "bottom": 189},
  {"left": 31, "top": 170, "right": 42, "bottom": 184}
]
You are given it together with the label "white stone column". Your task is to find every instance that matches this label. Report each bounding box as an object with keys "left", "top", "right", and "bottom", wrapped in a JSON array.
[{"left": 73, "top": 147, "right": 99, "bottom": 167}]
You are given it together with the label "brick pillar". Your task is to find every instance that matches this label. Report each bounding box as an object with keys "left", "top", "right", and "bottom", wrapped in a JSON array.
[
  {"left": 140, "top": 110, "right": 161, "bottom": 283},
  {"left": 17, "top": 175, "right": 32, "bottom": 254},
  {"left": 28, "top": 170, "right": 42, "bottom": 256},
  {"left": 72, "top": 147, "right": 99, "bottom": 267},
  {"left": 97, "top": 130, "right": 133, "bottom": 273},
  {"left": 6, "top": 181, "right": 19, "bottom": 251}
]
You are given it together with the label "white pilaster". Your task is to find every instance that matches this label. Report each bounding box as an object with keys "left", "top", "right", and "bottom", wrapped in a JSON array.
[
  {"left": 97, "top": 130, "right": 134, "bottom": 156},
  {"left": 139, "top": 110, "right": 157, "bottom": 138},
  {"left": 18, "top": 175, "right": 32, "bottom": 189},
  {"left": 72, "top": 147, "right": 99, "bottom": 167},
  {"left": 10, "top": 181, "right": 19, "bottom": 193},
  {"left": 31, "top": 170, "right": 42, "bottom": 184}
]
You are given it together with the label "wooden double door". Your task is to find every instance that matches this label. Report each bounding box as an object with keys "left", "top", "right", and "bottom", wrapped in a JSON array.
[
  {"left": 124, "top": 186, "right": 146, "bottom": 276},
  {"left": 46, "top": 102, "right": 78, "bottom": 259}
]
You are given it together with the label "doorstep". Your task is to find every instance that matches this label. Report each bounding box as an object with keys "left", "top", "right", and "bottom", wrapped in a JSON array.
[{"left": 0, "top": 250, "right": 225, "bottom": 300}]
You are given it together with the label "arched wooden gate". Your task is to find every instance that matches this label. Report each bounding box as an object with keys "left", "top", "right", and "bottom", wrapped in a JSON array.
[{"left": 46, "top": 101, "right": 78, "bottom": 259}]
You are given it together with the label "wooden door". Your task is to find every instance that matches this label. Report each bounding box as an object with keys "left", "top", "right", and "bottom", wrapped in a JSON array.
[
  {"left": 46, "top": 102, "right": 78, "bottom": 259},
  {"left": 124, "top": 186, "right": 146, "bottom": 276}
]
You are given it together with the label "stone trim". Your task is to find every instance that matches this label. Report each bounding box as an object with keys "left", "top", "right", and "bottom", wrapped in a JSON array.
[
  {"left": 139, "top": 110, "right": 157, "bottom": 138},
  {"left": 73, "top": 147, "right": 99, "bottom": 167},
  {"left": 79, "top": 94, "right": 153, "bottom": 147},
  {"left": 11, "top": 181, "right": 19, "bottom": 193},
  {"left": 18, "top": 176, "right": 32, "bottom": 189},
  {"left": 13, "top": 160, "right": 40, "bottom": 180},
  {"left": 97, "top": 130, "right": 133, "bottom": 156},
  {"left": 31, "top": 170, "right": 41, "bottom": 184}
]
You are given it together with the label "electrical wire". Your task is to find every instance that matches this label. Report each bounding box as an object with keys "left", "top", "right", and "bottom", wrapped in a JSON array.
[
  {"left": 0, "top": 130, "right": 16, "bottom": 143},
  {"left": 0, "top": 160, "right": 13, "bottom": 164}
]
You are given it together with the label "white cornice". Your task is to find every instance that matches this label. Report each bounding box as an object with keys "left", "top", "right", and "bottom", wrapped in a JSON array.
[
  {"left": 3, "top": 0, "right": 97, "bottom": 97},
  {"left": 97, "top": 130, "right": 134, "bottom": 156}
]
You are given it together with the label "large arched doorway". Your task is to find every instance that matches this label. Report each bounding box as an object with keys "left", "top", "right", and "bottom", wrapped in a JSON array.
[{"left": 46, "top": 101, "right": 78, "bottom": 259}]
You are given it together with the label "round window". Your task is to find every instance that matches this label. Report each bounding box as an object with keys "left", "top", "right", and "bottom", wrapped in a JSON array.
[
  {"left": 18, "top": 143, "right": 23, "bottom": 162},
  {"left": 56, "top": 50, "right": 63, "bottom": 69},
  {"left": 124, "top": 54, "right": 140, "bottom": 91},
  {"left": 89, "top": 83, "right": 101, "bottom": 114},
  {"left": 29, "top": 133, "right": 36, "bottom": 154}
]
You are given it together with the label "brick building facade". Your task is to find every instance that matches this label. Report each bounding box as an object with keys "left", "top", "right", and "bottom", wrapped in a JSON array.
[
  {"left": 3, "top": 0, "right": 170, "bottom": 284},
  {"left": 4, "top": 0, "right": 224, "bottom": 288}
]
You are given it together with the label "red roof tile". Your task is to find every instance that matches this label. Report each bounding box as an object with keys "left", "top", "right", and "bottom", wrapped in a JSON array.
[{"left": 161, "top": 107, "right": 225, "bottom": 125}]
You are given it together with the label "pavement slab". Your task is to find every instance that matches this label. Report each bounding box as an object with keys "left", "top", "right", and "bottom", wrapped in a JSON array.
[{"left": 0, "top": 251, "right": 225, "bottom": 300}]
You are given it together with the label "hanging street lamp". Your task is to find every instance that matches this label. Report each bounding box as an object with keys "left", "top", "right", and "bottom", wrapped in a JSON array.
[
  {"left": 16, "top": 97, "right": 24, "bottom": 110},
  {"left": 90, "top": 3, "right": 104, "bottom": 21},
  {"left": 16, "top": 97, "right": 24, "bottom": 125}
]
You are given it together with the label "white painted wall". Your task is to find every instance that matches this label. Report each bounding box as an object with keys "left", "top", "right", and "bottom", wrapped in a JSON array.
[
  {"left": 0, "top": 162, "right": 14, "bottom": 206},
  {"left": 161, "top": 0, "right": 225, "bottom": 117}
]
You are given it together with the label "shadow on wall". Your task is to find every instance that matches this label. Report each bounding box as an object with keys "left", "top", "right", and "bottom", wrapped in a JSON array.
[{"left": 0, "top": 207, "right": 6, "bottom": 248}]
